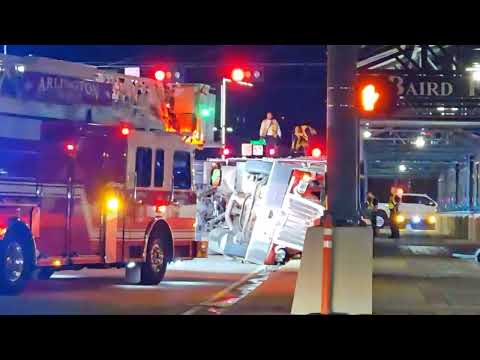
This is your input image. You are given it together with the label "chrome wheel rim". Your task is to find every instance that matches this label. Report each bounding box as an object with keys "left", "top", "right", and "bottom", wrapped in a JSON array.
[
  {"left": 376, "top": 216, "right": 385, "bottom": 228},
  {"left": 5, "top": 242, "right": 24, "bottom": 283},
  {"left": 150, "top": 243, "right": 165, "bottom": 273}
]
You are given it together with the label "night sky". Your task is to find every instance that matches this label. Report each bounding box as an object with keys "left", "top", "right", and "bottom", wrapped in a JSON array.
[{"left": 6, "top": 45, "right": 327, "bottom": 151}]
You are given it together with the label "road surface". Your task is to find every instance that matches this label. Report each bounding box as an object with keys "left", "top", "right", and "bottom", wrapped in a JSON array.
[
  {"left": 374, "top": 232, "right": 480, "bottom": 314},
  {"left": 0, "top": 255, "right": 270, "bottom": 315},
  {"left": 3, "top": 230, "right": 480, "bottom": 315}
]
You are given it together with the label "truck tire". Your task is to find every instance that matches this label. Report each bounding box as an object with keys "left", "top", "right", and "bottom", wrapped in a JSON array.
[
  {"left": 376, "top": 210, "right": 388, "bottom": 229},
  {"left": 0, "top": 235, "right": 32, "bottom": 295},
  {"left": 140, "top": 237, "right": 167, "bottom": 285}
]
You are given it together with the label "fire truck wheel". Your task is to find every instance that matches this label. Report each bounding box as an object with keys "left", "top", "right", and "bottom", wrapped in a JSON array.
[
  {"left": 140, "top": 237, "right": 167, "bottom": 285},
  {"left": 0, "top": 236, "right": 32, "bottom": 295}
]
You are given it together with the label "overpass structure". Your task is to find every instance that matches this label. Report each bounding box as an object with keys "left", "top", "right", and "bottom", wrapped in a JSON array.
[{"left": 358, "top": 45, "right": 480, "bottom": 212}]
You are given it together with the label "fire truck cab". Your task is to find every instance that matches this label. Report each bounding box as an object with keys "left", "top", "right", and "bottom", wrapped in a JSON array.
[{"left": 0, "top": 54, "right": 213, "bottom": 294}]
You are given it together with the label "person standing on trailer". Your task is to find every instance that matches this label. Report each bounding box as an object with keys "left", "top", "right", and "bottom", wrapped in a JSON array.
[{"left": 259, "top": 112, "right": 282, "bottom": 152}]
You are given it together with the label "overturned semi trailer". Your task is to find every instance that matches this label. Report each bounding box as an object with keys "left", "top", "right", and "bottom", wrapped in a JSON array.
[{"left": 196, "top": 157, "right": 327, "bottom": 265}]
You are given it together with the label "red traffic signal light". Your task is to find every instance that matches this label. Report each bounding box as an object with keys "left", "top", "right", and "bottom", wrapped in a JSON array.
[
  {"left": 155, "top": 70, "right": 166, "bottom": 81},
  {"left": 228, "top": 66, "right": 263, "bottom": 83},
  {"left": 231, "top": 68, "right": 245, "bottom": 82},
  {"left": 222, "top": 148, "right": 231, "bottom": 157},
  {"left": 153, "top": 68, "right": 180, "bottom": 82}
]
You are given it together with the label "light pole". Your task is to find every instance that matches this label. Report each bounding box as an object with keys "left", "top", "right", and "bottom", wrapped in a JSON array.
[{"left": 220, "top": 77, "right": 253, "bottom": 148}]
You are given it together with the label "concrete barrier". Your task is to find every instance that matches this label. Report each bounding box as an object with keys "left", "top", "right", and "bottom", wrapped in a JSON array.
[
  {"left": 436, "top": 213, "right": 480, "bottom": 241},
  {"left": 291, "top": 226, "right": 372, "bottom": 315}
]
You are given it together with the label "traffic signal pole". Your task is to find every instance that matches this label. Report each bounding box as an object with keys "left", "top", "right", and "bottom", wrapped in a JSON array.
[
  {"left": 220, "top": 78, "right": 227, "bottom": 147},
  {"left": 326, "top": 45, "right": 360, "bottom": 225}
]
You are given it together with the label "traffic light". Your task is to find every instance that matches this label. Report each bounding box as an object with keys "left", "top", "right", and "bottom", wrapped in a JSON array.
[
  {"left": 148, "top": 66, "right": 183, "bottom": 83},
  {"left": 356, "top": 76, "right": 397, "bottom": 117},
  {"left": 228, "top": 66, "right": 264, "bottom": 83}
]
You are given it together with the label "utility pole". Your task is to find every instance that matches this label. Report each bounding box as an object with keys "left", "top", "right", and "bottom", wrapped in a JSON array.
[{"left": 326, "top": 45, "right": 360, "bottom": 225}]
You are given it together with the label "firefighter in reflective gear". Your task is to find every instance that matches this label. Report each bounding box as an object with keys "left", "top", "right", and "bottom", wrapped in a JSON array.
[
  {"left": 291, "top": 124, "right": 318, "bottom": 156},
  {"left": 389, "top": 195, "right": 401, "bottom": 239}
]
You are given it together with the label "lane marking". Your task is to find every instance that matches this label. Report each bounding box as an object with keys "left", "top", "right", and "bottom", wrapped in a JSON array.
[{"left": 181, "top": 265, "right": 268, "bottom": 315}]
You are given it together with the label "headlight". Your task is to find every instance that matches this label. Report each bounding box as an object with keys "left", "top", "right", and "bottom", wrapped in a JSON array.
[
  {"left": 396, "top": 215, "right": 405, "bottom": 224},
  {"left": 427, "top": 215, "right": 436, "bottom": 224}
]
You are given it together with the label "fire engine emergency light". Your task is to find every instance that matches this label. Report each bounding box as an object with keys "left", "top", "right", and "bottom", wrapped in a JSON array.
[
  {"left": 312, "top": 148, "right": 322, "bottom": 158},
  {"left": 107, "top": 197, "right": 120, "bottom": 211},
  {"left": 242, "top": 143, "right": 253, "bottom": 157},
  {"left": 252, "top": 144, "right": 264, "bottom": 156}
]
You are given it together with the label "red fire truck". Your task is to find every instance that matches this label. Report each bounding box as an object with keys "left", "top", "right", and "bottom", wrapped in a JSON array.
[{"left": 0, "top": 54, "right": 214, "bottom": 294}]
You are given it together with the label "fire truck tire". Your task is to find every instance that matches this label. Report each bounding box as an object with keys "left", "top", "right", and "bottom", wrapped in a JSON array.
[
  {"left": 140, "top": 237, "right": 167, "bottom": 285},
  {"left": 0, "top": 233, "right": 34, "bottom": 295}
]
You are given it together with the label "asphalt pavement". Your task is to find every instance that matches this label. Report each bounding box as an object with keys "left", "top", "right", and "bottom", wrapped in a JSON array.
[
  {"left": 2, "top": 230, "right": 480, "bottom": 315},
  {"left": 0, "top": 255, "right": 264, "bottom": 315}
]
